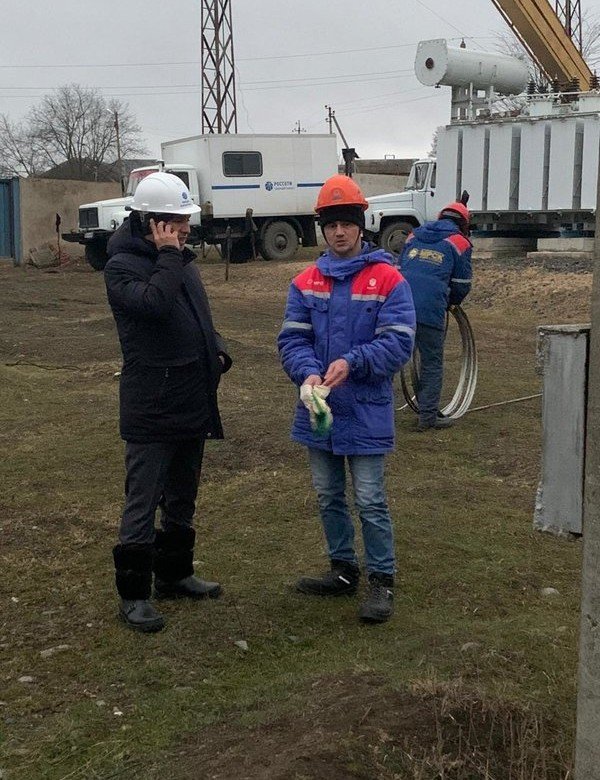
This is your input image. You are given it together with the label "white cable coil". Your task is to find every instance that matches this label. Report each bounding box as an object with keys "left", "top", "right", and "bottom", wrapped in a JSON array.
[{"left": 400, "top": 305, "right": 478, "bottom": 419}]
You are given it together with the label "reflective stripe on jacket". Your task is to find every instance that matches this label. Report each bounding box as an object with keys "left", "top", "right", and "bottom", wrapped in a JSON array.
[{"left": 278, "top": 244, "right": 415, "bottom": 455}]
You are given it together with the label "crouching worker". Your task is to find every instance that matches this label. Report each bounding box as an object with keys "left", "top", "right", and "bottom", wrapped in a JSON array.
[
  {"left": 399, "top": 202, "right": 472, "bottom": 431},
  {"left": 104, "top": 171, "right": 232, "bottom": 632},
  {"left": 277, "top": 175, "right": 415, "bottom": 623}
]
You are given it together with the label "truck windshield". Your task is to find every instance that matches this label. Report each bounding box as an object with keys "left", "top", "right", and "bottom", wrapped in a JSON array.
[
  {"left": 404, "top": 163, "right": 430, "bottom": 192},
  {"left": 126, "top": 169, "right": 158, "bottom": 196}
]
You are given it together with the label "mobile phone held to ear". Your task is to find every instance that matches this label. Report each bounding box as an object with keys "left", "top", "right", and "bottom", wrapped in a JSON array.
[
  {"left": 141, "top": 214, "right": 153, "bottom": 234},
  {"left": 130, "top": 212, "right": 152, "bottom": 236}
]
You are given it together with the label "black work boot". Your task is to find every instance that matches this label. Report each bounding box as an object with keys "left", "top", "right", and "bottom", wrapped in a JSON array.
[
  {"left": 416, "top": 415, "right": 455, "bottom": 432},
  {"left": 358, "top": 572, "right": 394, "bottom": 623},
  {"left": 296, "top": 559, "right": 360, "bottom": 596},
  {"left": 153, "top": 526, "right": 222, "bottom": 601},
  {"left": 113, "top": 543, "right": 165, "bottom": 633}
]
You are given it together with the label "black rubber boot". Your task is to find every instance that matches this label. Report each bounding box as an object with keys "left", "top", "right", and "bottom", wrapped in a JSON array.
[
  {"left": 296, "top": 559, "right": 360, "bottom": 596},
  {"left": 153, "top": 526, "right": 222, "bottom": 601},
  {"left": 113, "top": 543, "right": 165, "bottom": 633},
  {"left": 358, "top": 572, "right": 394, "bottom": 623}
]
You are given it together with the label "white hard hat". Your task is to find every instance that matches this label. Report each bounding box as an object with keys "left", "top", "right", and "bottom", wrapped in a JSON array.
[{"left": 132, "top": 171, "right": 200, "bottom": 215}]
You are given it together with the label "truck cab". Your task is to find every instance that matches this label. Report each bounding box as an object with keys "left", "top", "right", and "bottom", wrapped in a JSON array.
[
  {"left": 62, "top": 164, "right": 200, "bottom": 269},
  {"left": 365, "top": 158, "right": 437, "bottom": 254}
]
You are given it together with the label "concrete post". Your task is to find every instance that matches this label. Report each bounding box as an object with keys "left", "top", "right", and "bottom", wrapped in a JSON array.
[
  {"left": 535, "top": 324, "right": 588, "bottom": 536},
  {"left": 575, "top": 152, "right": 600, "bottom": 777}
]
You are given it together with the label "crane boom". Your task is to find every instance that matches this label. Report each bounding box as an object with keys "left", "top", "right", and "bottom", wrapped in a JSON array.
[{"left": 491, "top": 0, "right": 592, "bottom": 89}]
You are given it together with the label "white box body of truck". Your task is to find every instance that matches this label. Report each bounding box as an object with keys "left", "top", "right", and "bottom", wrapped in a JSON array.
[
  {"left": 63, "top": 133, "right": 338, "bottom": 267},
  {"left": 161, "top": 133, "right": 337, "bottom": 221}
]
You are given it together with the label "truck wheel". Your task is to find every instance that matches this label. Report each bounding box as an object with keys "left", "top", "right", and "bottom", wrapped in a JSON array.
[
  {"left": 380, "top": 221, "right": 414, "bottom": 256},
  {"left": 85, "top": 240, "right": 109, "bottom": 271},
  {"left": 260, "top": 221, "right": 299, "bottom": 261}
]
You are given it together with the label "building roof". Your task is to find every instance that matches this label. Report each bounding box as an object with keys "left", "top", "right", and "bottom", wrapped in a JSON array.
[{"left": 40, "top": 158, "right": 157, "bottom": 182}]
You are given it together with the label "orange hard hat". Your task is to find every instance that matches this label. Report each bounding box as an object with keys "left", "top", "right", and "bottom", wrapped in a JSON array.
[
  {"left": 439, "top": 201, "right": 470, "bottom": 223},
  {"left": 315, "top": 174, "right": 368, "bottom": 213}
]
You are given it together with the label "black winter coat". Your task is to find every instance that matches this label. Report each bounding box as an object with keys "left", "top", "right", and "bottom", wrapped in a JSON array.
[{"left": 104, "top": 220, "right": 232, "bottom": 443}]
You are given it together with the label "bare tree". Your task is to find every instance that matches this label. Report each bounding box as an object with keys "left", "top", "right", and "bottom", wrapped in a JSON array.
[
  {"left": 0, "top": 83, "right": 147, "bottom": 179},
  {"left": 428, "top": 126, "right": 443, "bottom": 158},
  {"left": 495, "top": 29, "right": 547, "bottom": 86},
  {"left": 0, "top": 115, "right": 46, "bottom": 176},
  {"left": 582, "top": 12, "right": 600, "bottom": 72}
]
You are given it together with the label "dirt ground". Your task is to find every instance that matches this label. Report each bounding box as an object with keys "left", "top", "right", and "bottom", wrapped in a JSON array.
[
  {"left": 162, "top": 673, "right": 570, "bottom": 780},
  {"left": 0, "top": 252, "right": 592, "bottom": 367},
  {"left": 0, "top": 251, "right": 591, "bottom": 779}
]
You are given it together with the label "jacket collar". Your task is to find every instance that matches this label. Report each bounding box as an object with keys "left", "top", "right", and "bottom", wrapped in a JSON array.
[{"left": 316, "top": 242, "right": 394, "bottom": 279}]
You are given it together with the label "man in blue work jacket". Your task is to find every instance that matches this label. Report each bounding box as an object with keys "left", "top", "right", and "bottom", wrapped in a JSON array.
[
  {"left": 278, "top": 175, "right": 416, "bottom": 623},
  {"left": 400, "top": 202, "right": 472, "bottom": 431}
]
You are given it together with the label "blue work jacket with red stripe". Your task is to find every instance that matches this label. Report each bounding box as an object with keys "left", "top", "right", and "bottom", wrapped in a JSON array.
[
  {"left": 400, "top": 219, "right": 473, "bottom": 330},
  {"left": 278, "top": 243, "right": 416, "bottom": 455}
]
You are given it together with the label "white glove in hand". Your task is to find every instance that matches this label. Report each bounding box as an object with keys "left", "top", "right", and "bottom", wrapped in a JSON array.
[{"left": 299, "top": 384, "right": 333, "bottom": 436}]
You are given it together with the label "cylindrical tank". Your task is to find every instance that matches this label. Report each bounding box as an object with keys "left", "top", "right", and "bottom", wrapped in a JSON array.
[{"left": 415, "top": 39, "right": 530, "bottom": 95}]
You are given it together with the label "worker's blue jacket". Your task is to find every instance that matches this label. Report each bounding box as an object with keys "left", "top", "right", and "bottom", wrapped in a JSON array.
[
  {"left": 400, "top": 219, "right": 472, "bottom": 330},
  {"left": 278, "top": 243, "right": 416, "bottom": 455}
]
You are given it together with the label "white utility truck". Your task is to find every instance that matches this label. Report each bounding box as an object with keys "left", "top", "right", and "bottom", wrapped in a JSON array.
[
  {"left": 63, "top": 133, "right": 338, "bottom": 267},
  {"left": 366, "top": 39, "right": 600, "bottom": 253}
]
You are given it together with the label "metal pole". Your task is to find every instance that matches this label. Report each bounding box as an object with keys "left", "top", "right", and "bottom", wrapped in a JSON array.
[
  {"left": 213, "top": 3, "right": 222, "bottom": 133},
  {"left": 201, "top": 1, "right": 237, "bottom": 134},
  {"left": 224, "top": 225, "right": 231, "bottom": 282},
  {"left": 55, "top": 213, "right": 61, "bottom": 265},
  {"left": 574, "top": 135, "right": 600, "bottom": 779}
]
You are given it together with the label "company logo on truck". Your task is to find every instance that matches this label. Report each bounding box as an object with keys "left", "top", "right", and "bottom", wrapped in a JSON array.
[{"left": 265, "top": 181, "right": 293, "bottom": 191}]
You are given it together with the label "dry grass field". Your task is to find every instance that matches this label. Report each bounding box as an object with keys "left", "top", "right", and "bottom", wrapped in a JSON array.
[{"left": 0, "top": 250, "right": 592, "bottom": 779}]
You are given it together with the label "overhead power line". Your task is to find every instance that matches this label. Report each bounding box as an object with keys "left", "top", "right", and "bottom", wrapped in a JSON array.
[
  {"left": 413, "top": 0, "right": 488, "bottom": 52},
  {"left": 0, "top": 69, "right": 417, "bottom": 99},
  {"left": 240, "top": 73, "right": 414, "bottom": 91},
  {"left": 0, "top": 36, "right": 496, "bottom": 70},
  {"left": 242, "top": 67, "right": 414, "bottom": 85}
]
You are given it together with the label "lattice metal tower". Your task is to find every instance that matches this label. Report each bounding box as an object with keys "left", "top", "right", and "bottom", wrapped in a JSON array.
[
  {"left": 201, "top": 0, "right": 238, "bottom": 134},
  {"left": 555, "top": 0, "right": 583, "bottom": 52}
]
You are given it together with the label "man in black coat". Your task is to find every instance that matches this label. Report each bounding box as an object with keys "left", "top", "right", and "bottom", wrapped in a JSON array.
[{"left": 104, "top": 171, "right": 232, "bottom": 632}]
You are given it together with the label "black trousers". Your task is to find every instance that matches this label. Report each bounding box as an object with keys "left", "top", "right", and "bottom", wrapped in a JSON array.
[{"left": 119, "top": 437, "right": 205, "bottom": 545}]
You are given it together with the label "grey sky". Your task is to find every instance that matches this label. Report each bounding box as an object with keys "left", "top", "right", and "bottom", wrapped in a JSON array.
[{"left": 2, "top": 0, "right": 600, "bottom": 161}]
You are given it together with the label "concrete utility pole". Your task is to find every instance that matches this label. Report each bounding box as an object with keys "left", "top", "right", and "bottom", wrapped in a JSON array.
[
  {"left": 325, "top": 105, "right": 334, "bottom": 134},
  {"left": 575, "top": 146, "right": 600, "bottom": 778}
]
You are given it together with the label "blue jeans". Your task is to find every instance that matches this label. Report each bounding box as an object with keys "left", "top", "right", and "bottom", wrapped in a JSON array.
[
  {"left": 415, "top": 323, "right": 445, "bottom": 424},
  {"left": 307, "top": 448, "right": 395, "bottom": 575}
]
